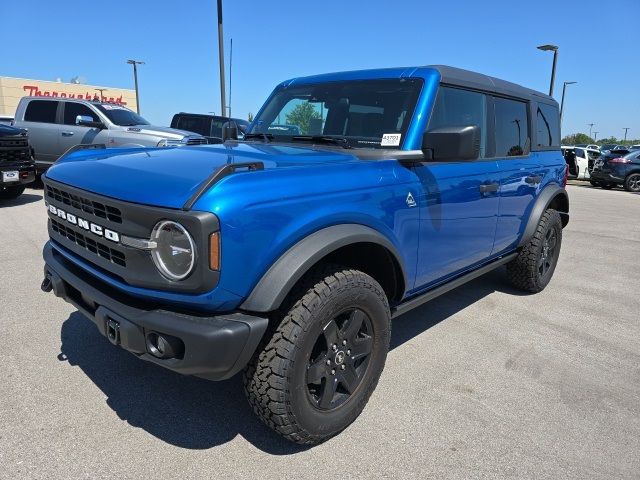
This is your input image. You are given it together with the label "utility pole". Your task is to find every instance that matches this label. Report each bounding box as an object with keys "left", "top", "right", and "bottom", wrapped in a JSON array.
[
  {"left": 216, "top": 0, "right": 226, "bottom": 120},
  {"left": 228, "top": 38, "right": 232, "bottom": 119},
  {"left": 623, "top": 128, "right": 630, "bottom": 143},
  {"left": 95, "top": 88, "right": 107, "bottom": 101},
  {"left": 537, "top": 44, "right": 559, "bottom": 96},
  {"left": 594, "top": 132, "right": 599, "bottom": 142},
  {"left": 588, "top": 123, "right": 594, "bottom": 139},
  {"left": 126, "top": 60, "right": 144, "bottom": 114}
]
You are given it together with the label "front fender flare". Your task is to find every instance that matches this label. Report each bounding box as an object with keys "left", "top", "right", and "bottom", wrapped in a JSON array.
[
  {"left": 240, "top": 224, "right": 407, "bottom": 313},
  {"left": 518, "top": 183, "right": 569, "bottom": 248}
]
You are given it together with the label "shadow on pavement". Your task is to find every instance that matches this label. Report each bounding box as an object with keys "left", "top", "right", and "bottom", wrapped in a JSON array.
[
  {"left": 58, "top": 266, "right": 515, "bottom": 453},
  {"left": 0, "top": 192, "right": 43, "bottom": 207}
]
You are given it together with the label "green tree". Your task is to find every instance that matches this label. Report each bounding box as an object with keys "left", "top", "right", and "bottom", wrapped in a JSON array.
[
  {"left": 285, "top": 103, "right": 320, "bottom": 134},
  {"left": 561, "top": 133, "right": 594, "bottom": 145},
  {"left": 247, "top": 112, "right": 254, "bottom": 122}
]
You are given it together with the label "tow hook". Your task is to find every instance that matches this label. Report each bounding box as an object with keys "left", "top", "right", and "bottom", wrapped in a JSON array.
[
  {"left": 41, "top": 275, "right": 53, "bottom": 293},
  {"left": 106, "top": 319, "right": 121, "bottom": 345}
]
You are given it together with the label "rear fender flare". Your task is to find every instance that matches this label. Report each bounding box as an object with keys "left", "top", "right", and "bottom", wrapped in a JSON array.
[{"left": 518, "top": 183, "right": 569, "bottom": 248}]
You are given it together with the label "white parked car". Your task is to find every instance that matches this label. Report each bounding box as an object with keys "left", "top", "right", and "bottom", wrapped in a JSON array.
[{"left": 562, "top": 146, "right": 601, "bottom": 179}]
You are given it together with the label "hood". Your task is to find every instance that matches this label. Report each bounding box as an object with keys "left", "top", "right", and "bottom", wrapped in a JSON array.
[
  {"left": 45, "top": 142, "right": 359, "bottom": 209},
  {"left": 0, "top": 123, "right": 27, "bottom": 137},
  {"left": 124, "top": 124, "right": 201, "bottom": 140}
]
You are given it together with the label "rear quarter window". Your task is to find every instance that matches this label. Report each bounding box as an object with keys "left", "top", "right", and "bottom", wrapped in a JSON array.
[
  {"left": 536, "top": 103, "right": 560, "bottom": 148},
  {"left": 24, "top": 100, "right": 59, "bottom": 123}
]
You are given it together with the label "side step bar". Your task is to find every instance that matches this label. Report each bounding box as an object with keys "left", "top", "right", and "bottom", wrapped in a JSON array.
[
  {"left": 391, "top": 252, "right": 518, "bottom": 319},
  {"left": 183, "top": 161, "right": 264, "bottom": 211}
]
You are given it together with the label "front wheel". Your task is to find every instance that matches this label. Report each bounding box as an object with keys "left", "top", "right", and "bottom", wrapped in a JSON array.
[
  {"left": 243, "top": 265, "right": 391, "bottom": 444},
  {"left": 506, "top": 208, "right": 562, "bottom": 293},
  {"left": 624, "top": 173, "right": 640, "bottom": 192},
  {"left": 0, "top": 185, "right": 25, "bottom": 200}
]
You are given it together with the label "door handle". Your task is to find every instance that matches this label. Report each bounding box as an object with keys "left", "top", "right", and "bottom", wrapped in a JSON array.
[
  {"left": 525, "top": 175, "right": 542, "bottom": 184},
  {"left": 479, "top": 182, "right": 499, "bottom": 194},
  {"left": 61, "top": 131, "right": 75, "bottom": 136}
]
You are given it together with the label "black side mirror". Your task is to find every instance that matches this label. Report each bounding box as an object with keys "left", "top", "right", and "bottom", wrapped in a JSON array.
[
  {"left": 222, "top": 121, "right": 238, "bottom": 141},
  {"left": 422, "top": 125, "right": 480, "bottom": 162}
]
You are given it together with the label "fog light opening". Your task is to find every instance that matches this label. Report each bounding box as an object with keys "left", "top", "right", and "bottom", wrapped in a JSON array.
[{"left": 146, "top": 332, "right": 184, "bottom": 360}]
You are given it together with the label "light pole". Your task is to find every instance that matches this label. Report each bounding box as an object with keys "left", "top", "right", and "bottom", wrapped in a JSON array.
[
  {"left": 95, "top": 88, "right": 107, "bottom": 101},
  {"left": 594, "top": 132, "right": 599, "bottom": 142},
  {"left": 216, "top": 0, "right": 226, "bottom": 120},
  {"left": 587, "top": 123, "right": 594, "bottom": 139},
  {"left": 537, "top": 44, "right": 559, "bottom": 97},
  {"left": 623, "top": 127, "right": 630, "bottom": 143},
  {"left": 559, "top": 81, "right": 576, "bottom": 122},
  {"left": 126, "top": 59, "right": 144, "bottom": 114}
]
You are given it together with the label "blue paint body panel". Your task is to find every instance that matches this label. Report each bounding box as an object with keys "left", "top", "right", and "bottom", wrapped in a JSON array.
[{"left": 44, "top": 66, "right": 566, "bottom": 313}]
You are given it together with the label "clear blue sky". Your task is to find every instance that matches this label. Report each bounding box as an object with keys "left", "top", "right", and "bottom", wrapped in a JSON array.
[{"left": 2, "top": 0, "right": 638, "bottom": 140}]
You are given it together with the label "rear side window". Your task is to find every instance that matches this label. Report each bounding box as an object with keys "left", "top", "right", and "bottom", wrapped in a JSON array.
[
  {"left": 63, "top": 103, "right": 99, "bottom": 125},
  {"left": 176, "top": 116, "right": 209, "bottom": 136},
  {"left": 24, "top": 100, "right": 58, "bottom": 123},
  {"left": 428, "top": 86, "right": 488, "bottom": 158},
  {"left": 494, "top": 97, "right": 529, "bottom": 157},
  {"left": 536, "top": 103, "right": 560, "bottom": 147}
]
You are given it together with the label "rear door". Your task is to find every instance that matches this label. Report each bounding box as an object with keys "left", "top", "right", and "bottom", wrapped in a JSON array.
[
  {"left": 59, "top": 102, "right": 110, "bottom": 155},
  {"left": 21, "top": 99, "right": 60, "bottom": 168},
  {"left": 413, "top": 86, "right": 500, "bottom": 289},
  {"left": 492, "top": 100, "right": 559, "bottom": 254}
]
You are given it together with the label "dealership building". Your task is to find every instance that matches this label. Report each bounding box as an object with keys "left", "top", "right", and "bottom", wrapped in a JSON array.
[{"left": 0, "top": 76, "right": 137, "bottom": 117}]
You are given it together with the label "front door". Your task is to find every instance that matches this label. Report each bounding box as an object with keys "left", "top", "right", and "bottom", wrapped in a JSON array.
[
  {"left": 412, "top": 86, "right": 499, "bottom": 291},
  {"left": 58, "top": 102, "right": 109, "bottom": 157}
]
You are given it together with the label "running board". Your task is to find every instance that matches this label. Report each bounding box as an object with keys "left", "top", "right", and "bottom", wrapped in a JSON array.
[{"left": 391, "top": 252, "right": 518, "bottom": 319}]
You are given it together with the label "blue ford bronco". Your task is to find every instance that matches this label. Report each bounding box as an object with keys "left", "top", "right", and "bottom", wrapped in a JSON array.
[{"left": 41, "top": 65, "right": 569, "bottom": 444}]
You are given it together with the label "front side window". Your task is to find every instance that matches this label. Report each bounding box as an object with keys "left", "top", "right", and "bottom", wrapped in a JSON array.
[
  {"left": 428, "top": 86, "right": 488, "bottom": 158},
  {"left": 248, "top": 79, "right": 423, "bottom": 149},
  {"left": 494, "top": 97, "right": 529, "bottom": 157},
  {"left": 536, "top": 103, "right": 560, "bottom": 147},
  {"left": 63, "top": 103, "right": 99, "bottom": 125},
  {"left": 24, "top": 100, "right": 58, "bottom": 123},
  {"left": 94, "top": 104, "right": 150, "bottom": 126}
]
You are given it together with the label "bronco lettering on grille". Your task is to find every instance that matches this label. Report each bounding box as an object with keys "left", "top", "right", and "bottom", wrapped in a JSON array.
[{"left": 47, "top": 204, "right": 120, "bottom": 243}]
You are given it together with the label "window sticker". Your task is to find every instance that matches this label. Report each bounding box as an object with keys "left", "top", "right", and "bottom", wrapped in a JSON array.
[{"left": 381, "top": 133, "right": 401, "bottom": 147}]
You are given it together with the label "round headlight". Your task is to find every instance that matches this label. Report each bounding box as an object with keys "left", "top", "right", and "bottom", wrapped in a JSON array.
[{"left": 150, "top": 220, "right": 196, "bottom": 281}]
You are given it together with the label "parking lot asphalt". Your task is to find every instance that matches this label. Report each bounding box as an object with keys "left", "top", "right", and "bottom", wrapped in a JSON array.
[{"left": 0, "top": 182, "right": 638, "bottom": 480}]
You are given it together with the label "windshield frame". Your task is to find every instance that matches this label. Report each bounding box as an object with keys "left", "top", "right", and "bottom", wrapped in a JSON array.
[
  {"left": 95, "top": 103, "right": 151, "bottom": 127},
  {"left": 247, "top": 78, "right": 424, "bottom": 150}
]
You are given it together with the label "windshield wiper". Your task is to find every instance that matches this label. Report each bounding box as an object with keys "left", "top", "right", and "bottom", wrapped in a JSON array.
[
  {"left": 291, "top": 135, "right": 352, "bottom": 149},
  {"left": 244, "top": 133, "right": 274, "bottom": 142}
]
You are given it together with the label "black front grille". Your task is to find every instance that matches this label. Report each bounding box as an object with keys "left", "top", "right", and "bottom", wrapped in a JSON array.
[
  {"left": 0, "top": 137, "right": 30, "bottom": 163},
  {"left": 46, "top": 185, "right": 122, "bottom": 223},
  {"left": 50, "top": 219, "right": 126, "bottom": 267}
]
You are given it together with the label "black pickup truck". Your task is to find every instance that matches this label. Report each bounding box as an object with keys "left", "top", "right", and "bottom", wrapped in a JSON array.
[{"left": 0, "top": 123, "right": 35, "bottom": 200}]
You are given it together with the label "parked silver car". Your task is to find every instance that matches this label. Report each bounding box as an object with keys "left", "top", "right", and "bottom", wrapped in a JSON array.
[{"left": 13, "top": 97, "right": 207, "bottom": 172}]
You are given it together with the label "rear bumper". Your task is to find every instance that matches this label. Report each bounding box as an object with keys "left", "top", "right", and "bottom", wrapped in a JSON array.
[
  {"left": 43, "top": 242, "right": 268, "bottom": 380},
  {"left": 590, "top": 170, "right": 623, "bottom": 184},
  {"left": 1, "top": 162, "right": 36, "bottom": 186}
]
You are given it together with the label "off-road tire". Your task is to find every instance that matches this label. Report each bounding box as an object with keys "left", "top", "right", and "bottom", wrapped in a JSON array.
[
  {"left": 242, "top": 264, "right": 391, "bottom": 444},
  {"left": 506, "top": 208, "right": 562, "bottom": 293},
  {"left": 0, "top": 185, "right": 25, "bottom": 200},
  {"left": 623, "top": 173, "right": 640, "bottom": 192}
]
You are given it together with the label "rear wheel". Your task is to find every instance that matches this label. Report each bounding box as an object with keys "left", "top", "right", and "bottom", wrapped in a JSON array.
[
  {"left": 243, "top": 265, "right": 391, "bottom": 444},
  {"left": 0, "top": 185, "right": 25, "bottom": 200},
  {"left": 624, "top": 173, "right": 640, "bottom": 192},
  {"left": 506, "top": 209, "right": 562, "bottom": 293}
]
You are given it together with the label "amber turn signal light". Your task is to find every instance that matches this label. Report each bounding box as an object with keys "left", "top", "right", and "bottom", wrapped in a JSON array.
[{"left": 209, "top": 232, "right": 220, "bottom": 270}]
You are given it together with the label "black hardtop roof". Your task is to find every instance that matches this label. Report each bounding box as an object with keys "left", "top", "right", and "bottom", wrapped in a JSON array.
[{"left": 428, "top": 65, "right": 557, "bottom": 106}]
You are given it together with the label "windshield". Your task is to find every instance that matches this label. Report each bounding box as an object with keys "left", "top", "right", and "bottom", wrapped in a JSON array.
[
  {"left": 95, "top": 104, "right": 150, "bottom": 126},
  {"left": 248, "top": 79, "right": 423, "bottom": 149}
]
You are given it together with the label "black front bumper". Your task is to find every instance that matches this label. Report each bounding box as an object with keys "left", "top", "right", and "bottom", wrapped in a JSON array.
[
  {"left": 43, "top": 242, "right": 268, "bottom": 381},
  {"left": 1, "top": 162, "right": 36, "bottom": 187}
]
